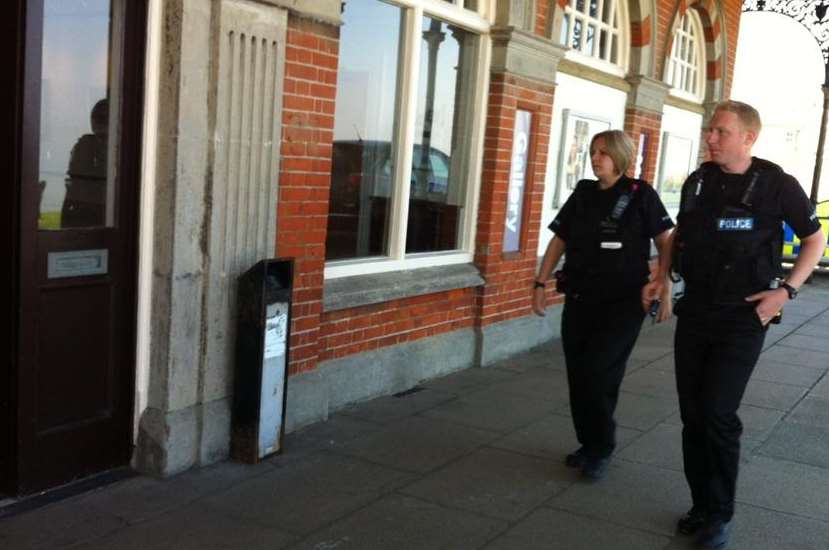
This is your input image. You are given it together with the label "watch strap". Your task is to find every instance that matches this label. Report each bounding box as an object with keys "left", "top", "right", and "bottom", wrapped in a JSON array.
[{"left": 780, "top": 282, "right": 798, "bottom": 299}]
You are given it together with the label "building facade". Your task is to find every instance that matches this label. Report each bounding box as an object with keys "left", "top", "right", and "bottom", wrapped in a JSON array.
[{"left": 4, "top": 0, "right": 744, "bottom": 496}]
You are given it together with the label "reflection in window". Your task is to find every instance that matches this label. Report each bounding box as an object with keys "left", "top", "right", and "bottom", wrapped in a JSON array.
[
  {"left": 408, "top": 17, "right": 475, "bottom": 254},
  {"left": 326, "top": 0, "right": 401, "bottom": 260},
  {"left": 560, "top": 0, "right": 623, "bottom": 67},
  {"left": 38, "top": 0, "right": 117, "bottom": 230},
  {"left": 665, "top": 10, "right": 706, "bottom": 100}
]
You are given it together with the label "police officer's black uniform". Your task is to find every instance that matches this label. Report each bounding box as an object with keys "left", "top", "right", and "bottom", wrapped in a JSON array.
[
  {"left": 672, "top": 157, "right": 822, "bottom": 525},
  {"left": 550, "top": 176, "right": 673, "bottom": 464}
]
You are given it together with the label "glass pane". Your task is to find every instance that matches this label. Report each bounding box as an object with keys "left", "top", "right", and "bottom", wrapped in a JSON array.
[
  {"left": 407, "top": 17, "right": 474, "bottom": 254},
  {"left": 585, "top": 24, "right": 596, "bottom": 56},
  {"left": 560, "top": 14, "right": 571, "bottom": 46},
  {"left": 576, "top": 0, "right": 585, "bottom": 14},
  {"left": 38, "top": 0, "right": 116, "bottom": 230},
  {"left": 610, "top": 33, "right": 618, "bottom": 62},
  {"left": 589, "top": 0, "right": 599, "bottom": 18},
  {"left": 602, "top": 1, "right": 612, "bottom": 24},
  {"left": 599, "top": 29, "right": 608, "bottom": 59},
  {"left": 326, "top": 0, "right": 401, "bottom": 261},
  {"left": 572, "top": 18, "right": 583, "bottom": 50}
]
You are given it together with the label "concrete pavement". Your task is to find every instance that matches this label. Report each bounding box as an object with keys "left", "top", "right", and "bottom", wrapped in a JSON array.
[{"left": 3, "top": 276, "right": 829, "bottom": 549}]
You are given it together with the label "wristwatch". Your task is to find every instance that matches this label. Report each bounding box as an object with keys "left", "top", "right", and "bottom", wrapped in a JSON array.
[
  {"left": 533, "top": 280, "right": 546, "bottom": 289},
  {"left": 780, "top": 282, "right": 798, "bottom": 300}
]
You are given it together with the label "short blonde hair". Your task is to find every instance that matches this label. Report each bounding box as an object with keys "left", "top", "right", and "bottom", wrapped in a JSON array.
[
  {"left": 714, "top": 100, "right": 762, "bottom": 134},
  {"left": 591, "top": 130, "right": 635, "bottom": 175}
]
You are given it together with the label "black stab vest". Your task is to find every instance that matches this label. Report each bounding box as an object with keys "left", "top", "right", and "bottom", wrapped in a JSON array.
[
  {"left": 562, "top": 178, "right": 650, "bottom": 299},
  {"left": 673, "top": 159, "right": 784, "bottom": 303}
]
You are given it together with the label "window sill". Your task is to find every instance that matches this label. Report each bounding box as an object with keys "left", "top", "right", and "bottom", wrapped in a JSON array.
[{"left": 323, "top": 263, "right": 485, "bottom": 312}]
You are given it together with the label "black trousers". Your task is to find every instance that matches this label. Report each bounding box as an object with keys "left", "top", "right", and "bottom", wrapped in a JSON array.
[
  {"left": 674, "top": 302, "right": 766, "bottom": 521},
  {"left": 561, "top": 295, "right": 645, "bottom": 459}
]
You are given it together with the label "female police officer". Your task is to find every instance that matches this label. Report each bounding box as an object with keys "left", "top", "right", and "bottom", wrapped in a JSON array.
[{"left": 532, "top": 129, "right": 674, "bottom": 481}]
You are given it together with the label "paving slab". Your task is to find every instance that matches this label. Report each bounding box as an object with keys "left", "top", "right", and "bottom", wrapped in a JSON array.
[
  {"left": 741, "top": 378, "right": 808, "bottom": 410},
  {"left": 421, "top": 386, "right": 553, "bottom": 434},
  {"left": 737, "top": 454, "right": 829, "bottom": 521},
  {"left": 750, "top": 359, "right": 825, "bottom": 387},
  {"left": 759, "top": 346, "right": 829, "bottom": 369},
  {"left": 787, "top": 395, "right": 829, "bottom": 426},
  {"left": 400, "top": 447, "right": 571, "bottom": 521},
  {"left": 663, "top": 504, "right": 829, "bottom": 550},
  {"left": 483, "top": 508, "right": 671, "bottom": 550},
  {"left": 757, "top": 421, "right": 829, "bottom": 469},
  {"left": 613, "top": 391, "right": 678, "bottom": 431},
  {"left": 736, "top": 403, "right": 785, "bottom": 441},
  {"left": 808, "top": 373, "right": 829, "bottom": 398},
  {"left": 489, "top": 413, "right": 640, "bottom": 462},
  {"left": 334, "top": 415, "right": 499, "bottom": 474},
  {"left": 545, "top": 460, "right": 690, "bottom": 536},
  {"left": 775, "top": 333, "right": 829, "bottom": 353},
  {"left": 278, "top": 413, "right": 384, "bottom": 461},
  {"left": 793, "top": 323, "right": 829, "bottom": 338},
  {"left": 620, "top": 364, "right": 678, "bottom": 399},
  {"left": 68, "top": 502, "right": 297, "bottom": 550},
  {"left": 617, "top": 423, "right": 684, "bottom": 471},
  {"left": 288, "top": 493, "right": 508, "bottom": 550},
  {"left": 200, "top": 452, "right": 413, "bottom": 535},
  {"left": 338, "top": 387, "right": 458, "bottom": 425},
  {"left": 420, "top": 365, "right": 519, "bottom": 394},
  {"left": 485, "top": 368, "right": 571, "bottom": 404}
]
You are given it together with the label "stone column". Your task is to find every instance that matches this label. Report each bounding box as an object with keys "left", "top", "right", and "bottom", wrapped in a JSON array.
[{"left": 624, "top": 75, "right": 670, "bottom": 182}]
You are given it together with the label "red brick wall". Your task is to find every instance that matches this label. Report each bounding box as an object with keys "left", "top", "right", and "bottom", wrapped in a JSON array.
[
  {"left": 277, "top": 15, "right": 338, "bottom": 375},
  {"left": 318, "top": 289, "right": 476, "bottom": 361},
  {"left": 274, "top": 3, "right": 745, "bottom": 375},
  {"left": 475, "top": 73, "right": 560, "bottom": 326},
  {"left": 655, "top": 0, "right": 743, "bottom": 99},
  {"left": 624, "top": 108, "right": 662, "bottom": 183}
]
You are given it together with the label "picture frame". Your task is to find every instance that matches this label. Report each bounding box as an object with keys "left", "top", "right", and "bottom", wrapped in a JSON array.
[
  {"left": 553, "top": 109, "right": 611, "bottom": 208},
  {"left": 656, "top": 132, "right": 696, "bottom": 206}
]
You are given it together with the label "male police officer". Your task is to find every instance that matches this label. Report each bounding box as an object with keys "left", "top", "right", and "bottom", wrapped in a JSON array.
[{"left": 643, "top": 100, "right": 826, "bottom": 549}]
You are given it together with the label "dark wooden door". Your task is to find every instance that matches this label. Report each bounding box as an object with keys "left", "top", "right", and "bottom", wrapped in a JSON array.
[
  {"left": 14, "top": 0, "right": 146, "bottom": 495},
  {"left": 1, "top": 0, "right": 25, "bottom": 498}
]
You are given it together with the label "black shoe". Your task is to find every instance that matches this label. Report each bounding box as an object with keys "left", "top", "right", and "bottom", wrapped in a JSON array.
[
  {"left": 696, "top": 519, "right": 730, "bottom": 549},
  {"left": 580, "top": 456, "right": 610, "bottom": 481},
  {"left": 565, "top": 448, "right": 585, "bottom": 468},
  {"left": 677, "top": 507, "right": 708, "bottom": 535}
]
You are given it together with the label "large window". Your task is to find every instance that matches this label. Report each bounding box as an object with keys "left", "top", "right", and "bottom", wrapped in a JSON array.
[
  {"left": 664, "top": 10, "right": 706, "bottom": 101},
  {"left": 559, "top": 0, "right": 627, "bottom": 73},
  {"left": 325, "top": 0, "right": 489, "bottom": 276}
]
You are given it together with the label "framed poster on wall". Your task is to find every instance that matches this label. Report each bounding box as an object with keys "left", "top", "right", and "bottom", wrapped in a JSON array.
[
  {"left": 657, "top": 132, "right": 696, "bottom": 206},
  {"left": 553, "top": 109, "right": 611, "bottom": 208}
]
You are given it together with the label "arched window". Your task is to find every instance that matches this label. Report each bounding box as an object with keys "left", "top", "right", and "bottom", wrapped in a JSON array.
[
  {"left": 559, "top": 0, "right": 628, "bottom": 73},
  {"left": 665, "top": 10, "right": 706, "bottom": 101}
]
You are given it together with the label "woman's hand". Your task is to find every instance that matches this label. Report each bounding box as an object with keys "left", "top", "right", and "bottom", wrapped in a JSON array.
[
  {"left": 532, "top": 286, "right": 546, "bottom": 317},
  {"left": 641, "top": 279, "right": 664, "bottom": 314},
  {"left": 656, "top": 292, "right": 673, "bottom": 322}
]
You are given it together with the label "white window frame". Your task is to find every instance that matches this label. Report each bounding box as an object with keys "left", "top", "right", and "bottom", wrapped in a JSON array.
[
  {"left": 664, "top": 9, "right": 706, "bottom": 103},
  {"left": 560, "top": 0, "right": 629, "bottom": 77},
  {"left": 325, "top": 0, "right": 493, "bottom": 279}
]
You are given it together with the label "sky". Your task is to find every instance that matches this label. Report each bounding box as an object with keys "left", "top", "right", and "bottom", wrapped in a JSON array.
[{"left": 731, "top": 11, "right": 828, "bottom": 202}]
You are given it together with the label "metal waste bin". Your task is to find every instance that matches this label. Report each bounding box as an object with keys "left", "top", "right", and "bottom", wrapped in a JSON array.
[{"left": 231, "top": 258, "right": 293, "bottom": 463}]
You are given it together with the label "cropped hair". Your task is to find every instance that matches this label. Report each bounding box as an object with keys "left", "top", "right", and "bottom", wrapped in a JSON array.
[
  {"left": 591, "top": 130, "right": 635, "bottom": 176},
  {"left": 714, "top": 100, "right": 762, "bottom": 134}
]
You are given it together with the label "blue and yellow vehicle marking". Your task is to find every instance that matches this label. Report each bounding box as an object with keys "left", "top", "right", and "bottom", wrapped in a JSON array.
[{"left": 782, "top": 200, "right": 829, "bottom": 263}]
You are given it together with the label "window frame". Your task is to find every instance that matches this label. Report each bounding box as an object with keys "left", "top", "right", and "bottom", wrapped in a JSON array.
[
  {"left": 325, "top": 0, "right": 493, "bottom": 279},
  {"left": 664, "top": 9, "right": 706, "bottom": 103},
  {"left": 559, "top": 0, "right": 629, "bottom": 77}
]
